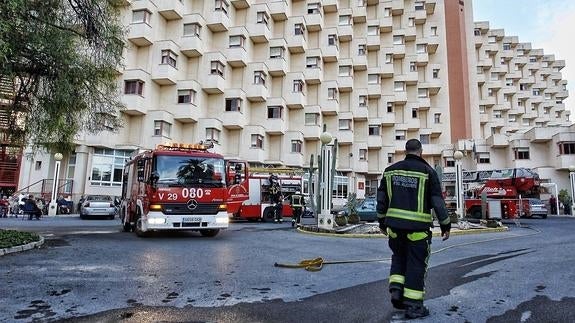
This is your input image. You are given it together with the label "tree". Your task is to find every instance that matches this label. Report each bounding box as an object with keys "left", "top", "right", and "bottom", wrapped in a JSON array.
[{"left": 0, "top": 0, "right": 125, "bottom": 152}]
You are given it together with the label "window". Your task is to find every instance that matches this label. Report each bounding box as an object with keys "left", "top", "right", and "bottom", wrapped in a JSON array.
[
  {"left": 328, "top": 88, "right": 338, "bottom": 100},
  {"left": 132, "top": 10, "right": 151, "bottom": 24},
  {"left": 518, "top": 100, "right": 524, "bottom": 107},
  {"left": 488, "top": 36, "right": 496, "bottom": 43},
  {"left": 206, "top": 128, "right": 220, "bottom": 144},
  {"left": 358, "top": 44, "right": 366, "bottom": 55},
  {"left": 359, "top": 95, "right": 367, "bottom": 107},
  {"left": 339, "top": 65, "right": 352, "bottom": 77},
  {"left": 293, "top": 79, "right": 304, "bottom": 92},
  {"left": 229, "top": 35, "right": 246, "bottom": 48},
  {"left": 479, "top": 105, "right": 486, "bottom": 113},
  {"left": 161, "top": 50, "right": 177, "bottom": 67},
  {"left": 254, "top": 71, "right": 267, "bottom": 86},
  {"left": 328, "top": 34, "right": 338, "bottom": 46},
  {"left": 420, "top": 134, "right": 430, "bottom": 144},
  {"left": 368, "top": 25, "right": 379, "bottom": 36},
  {"left": 91, "top": 149, "right": 132, "bottom": 187},
  {"left": 434, "top": 113, "right": 441, "bottom": 123},
  {"left": 267, "top": 106, "right": 282, "bottom": 118},
  {"left": 215, "top": 0, "right": 229, "bottom": 15},
  {"left": 505, "top": 78, "right": 513, "bottom": 86},
  {"left": 295, "top": 23, "right": 305, "bottom": 35},
  {"left": 509, "top": 115, "right": 516, "bottom": 122},
  {"left": 251, "top": 134, "right": 263, "bottom": 148},
  {"left": 333, "top": 175, "right": 349, "bottom": 199},
  {"left": 385, "top": 54, "right": 393, "bottom": 64},
  {"left": 408, "top": 17, "right": 415, "bottom": 27},
  {"left": 474, "top": 28, "right": 481, "bottom": 36},
  {"left": 477, "top": 153, "right": 490, "bottom": 164},
  {"left": 305, "top": 113, "right": 319, "bottom": 125},
  {"left": 393, "top": 35, "right": 404, "bottom": 45},
  {"left": 490, "top": 72, "right": 499, "bottom": 81},
  {"left": 445, "top": 157, "right": 455, "bottom": 167},
  {"left": 394, "top": 81, "right": 405, "bottom": 92},
  {"left": 395, "top": 130, "right": 406, "bottom": 140},
  {"left": 257, "top": 11, "right": 269, "bottom": 26},
  {"left": 183, "top": 23, "right": 201, "bottom": 37},
  {"left": 431, "top": 26, "right": 437, "bottom": 36},
  {"left": 410, "top": 62, "right": 417, "bottom": 72},
  {"left": 384, "top": 7, "right": 391, "bottom": 17},
  {"left": 415, "top": 1, "right": 425, "bottom": 10},
  {"left": 357, "top": 0, "right": 367, "bottom": 7},
  {"left": 359, "top": 149, "right": 367, "bottom": 160},
  {"left": 494, "top": 111, "right": 502, "bottom": 118},
  {"left": 412, "top": 108, "right": 418, "bottom": 118},
  {"left": 291, "top": 140, "right": 302, "bottom": 153},
  {"left": 124, "top": 80, "right": 144, "bottom": 95},
  {"left": 500, "top": 57, "right": 506, "bottom": 65},
  {"left": 560, "top": 142, "right": 575, "bottom": 155},
  {"left": 339, "top": 119, "right": 351, "bottom": 130},
  {"left": 503, "top": 43, "right": 511, "bottom": 50},
  {"left": 529, "top": 56, "right": 537, "bottom": 63},
  {"left": 433, "top": 69, "right": 439, "bottom": 78},
  {"left": 154, "top": 120, "right": 171, "bottom": 137},
  {"left": 418, "top": 88, "right": 428, "bottom": 98},
  {"left": 533, "top": 89, "right": 541, "bottom": 96},
  {"left": 416, "top": 44, "right": 427, "bottom": 54},
  {"left": 388, "top": 153, "right": 394, "bottom": 164},
  {"left": 513, "top": 148, "right": 530, "bottom": 160},
  {"left": 270, "top": 46, "right": 285, "bottom": 59},
  {"left": 368, "top": 74, "right": 380, "bottom": 84},
  {"left": 339, "top": 15, "right": 352, "bottom": 25},
  {"left": 368, "top": 125, "right": 380, "bottom": 135},
  {"left": 387, "top": 102, "right": 394, "bottom": 113},
  {"left": 306, "top": 56, "right": 320, "bottom": 68},
  {"left": 35, "top": 161, "right": 42, "bottom": 171},
  {"left": 177, "top": 89, "right": 196, "bottom": 104},
  {"left": 225, "top": 98, "right": 242, "bottom": 111},
  {"left": 487, "top": 88, "right": 494, "bottom": 97},
  {"left": 210, "top": 61, "right": 225, "bottom": 77},
  {"left": 307, "top": 2, "right": 321, "bottom": 14}
]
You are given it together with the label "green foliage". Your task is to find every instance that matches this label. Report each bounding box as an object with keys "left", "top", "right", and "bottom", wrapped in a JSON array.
[
  {"left": 344, "top": 193, "right": 360, "bottom": 215},
  {"left": 0, "top": 0, "right": 126, "bottom": 151},
  {"left": 558, "top": 189, "right": 571, "bottom": 206},
  {"left": 0, "top": 229, "right": 40, "bottom": 249}
]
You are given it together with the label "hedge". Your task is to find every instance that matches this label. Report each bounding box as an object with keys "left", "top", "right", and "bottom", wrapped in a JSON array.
[{"left": 0, "top": 230, "right": 41, "bottom": 249}]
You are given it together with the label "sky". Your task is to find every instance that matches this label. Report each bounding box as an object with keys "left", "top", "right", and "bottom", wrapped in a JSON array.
[{"left": 473, "top": 0, "right": 575, "bottom": 116}]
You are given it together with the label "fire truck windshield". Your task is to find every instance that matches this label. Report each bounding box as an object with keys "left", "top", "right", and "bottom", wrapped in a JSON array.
[{"left": 154, "top": 155, "right": 225, "bottom": 188}]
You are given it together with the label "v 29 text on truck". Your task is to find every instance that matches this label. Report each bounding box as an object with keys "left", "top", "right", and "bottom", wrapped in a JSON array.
[{"left": 120, "top": 142, "right": 248, "bottom": 237}]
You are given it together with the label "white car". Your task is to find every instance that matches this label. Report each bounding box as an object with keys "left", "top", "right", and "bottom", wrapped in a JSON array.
[{"left": 80, "top": 195, "right": 117, "bottom": 220}]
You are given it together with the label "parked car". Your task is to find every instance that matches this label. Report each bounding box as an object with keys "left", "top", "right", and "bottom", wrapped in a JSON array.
[
  {"left": 523, "top": 198, "right": 548, "bottom": 219},
  {"left": 80, "top": 195, "right": 117, "bottom": 220},
  {"left": 334, "top": 197, "right": 378, "bottom": 222}
]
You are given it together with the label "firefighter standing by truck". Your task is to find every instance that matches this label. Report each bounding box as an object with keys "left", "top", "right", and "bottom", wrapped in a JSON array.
[
  {"left": 376, "top": 139, "right": 451, "bottom": 319},
  {"left": 269, "top": 174, "right": 283, "bottom": 223},
  {"left": 289, "top": 190, "right": 305, "bottom": 227}
]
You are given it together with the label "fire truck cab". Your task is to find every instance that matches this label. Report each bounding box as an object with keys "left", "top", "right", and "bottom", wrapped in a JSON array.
[{"left": 120, "top": 143, "right": 242, "bottom": 237}]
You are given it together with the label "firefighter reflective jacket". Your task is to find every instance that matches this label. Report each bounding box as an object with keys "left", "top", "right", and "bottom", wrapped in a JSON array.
[
  {"left": 290, "top": 193, "right": 304, "bottom": 208},
  {"left": 376, "top": 154, "right": 450, "bottom": 231}
]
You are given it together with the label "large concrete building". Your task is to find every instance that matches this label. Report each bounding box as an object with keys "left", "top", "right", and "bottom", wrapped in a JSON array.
[{"left": 17, "top": 0, "right": 575, "bottom": 203}]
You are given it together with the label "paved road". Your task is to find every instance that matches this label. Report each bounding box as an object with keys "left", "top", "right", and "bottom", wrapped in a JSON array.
[{"left": 0, "top": 216, "right": 574, "bottom": 322}]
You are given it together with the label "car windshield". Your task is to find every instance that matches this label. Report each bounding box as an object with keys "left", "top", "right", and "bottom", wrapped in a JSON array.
[
  {"left": 87, "top": 195, "right": 112, "bottom": 201},
  {"left": 154, "top": 155, "right": 225, "bottom": 188}
]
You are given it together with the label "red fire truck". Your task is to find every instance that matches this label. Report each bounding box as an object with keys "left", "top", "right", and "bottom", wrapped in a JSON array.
[
  {"left": 227, "top": 168, "right": 304, "bottom": 222},
  {"left": 120, "top": 143, "right": 248, "bottom": 237},
  {"left": 464, "top": 168, "right": 541, "bottom": 219}
]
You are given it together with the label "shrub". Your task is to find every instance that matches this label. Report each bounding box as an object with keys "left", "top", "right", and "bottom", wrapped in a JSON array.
[{"left": 0, "top": 230, "right": 40, "bottom": 249}]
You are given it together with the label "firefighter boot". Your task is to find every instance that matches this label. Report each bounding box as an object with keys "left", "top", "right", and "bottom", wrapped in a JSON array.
[
  {"left": 404, "top": 304, "right": 429, "bottom": 319},
  {"left": 390, "top": 289, "right": 405, "bottom": 310},
  {"left": 291, "top": 219, "right": 295, "bottom": 227}
]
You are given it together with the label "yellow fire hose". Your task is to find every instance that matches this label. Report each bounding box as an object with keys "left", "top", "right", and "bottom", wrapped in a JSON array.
[{"left": 274, "top": 226, "right": 541, "bottom": 272}]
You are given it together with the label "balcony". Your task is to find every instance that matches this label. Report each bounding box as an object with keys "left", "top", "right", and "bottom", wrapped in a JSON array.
[
  {"left": 151, "top": 64, "right": 178, "bottom": 85},
  {"left": 172, "top": 104, "right": 201, "bottom": 123},
  {"left": 321, "top": 98, "right": 339, "bottom": 116},
  {"left": 352, "top": 6, "right": 366, "bottom": 23},
  {"left": 267, "top": 56, "right": 288, "bottom": 76},
  {"left": 265, "top": 117, "right": 287, "bottom": 134},
  {"left": 392, "top": 45, "right": 406, "bottom": 58},
  {"left": 246, "top": 83, "right": 269, "bottom": 102},
  {"left": 158, "top": 0, "right": 184, "bottom": 20},
  {"left": 381, "top": 113, "right": 395, "bottom": 126},
  {"left": 367, "top": 135, "right": 382, "bottom": 149},
  {"left": 284, "top": 152, "right": 304, "bottom": 167},
  {"left": 203, "top": 75, "right": 226, "bottom": 94},
  {"left": 122, "top": 95, "right": 147, "bottom": 115},
  {"left": 230, "top": 0, "right": 251, "bottom": 9},
  {"left": 380, "top": 16, "right": 392, "bottom": 33},
  {"left": 222, "top": 110, "right": 247, "bottom": 129},
  {"left": 414, "top": 9, "right": 427, "bottom": 24},
  {"left": 322, "top": 45, "right": 339, "bottom": 63},
  {"left": 524, "top": 127, "right": 553, "bottom": 143},
  {"left": 394, "top": 91, "right": 407, "bottom": 104},
  {"left": 305, "top": 12, "right": 323, "bottom": 32},
  {"left": 226, "top": 47, "right": 249, "bottom": 67},
  {"left": 323, "top": 0, "right": 338, "bottom": 12},
  {"left": 248, "top": 23, "right": 271, "bottom": 43},
  {"left": 268, "top": 0, "right": 289, "bottom": 21},
  {"left": 338, "top": 24, "right": 354, "bottom": 42},
  {"left": 367, "top": 83, "right": 381, "bottom": 98},
  {"left": 367, "top": 34, "right": 381, "bottom": 50},
  {"left": 416, "top": 53, "right": 429, "bottom": 66},
  {"left": 205, "top": 10, "right": 231, "bottom": 32},
  {"left": 285, "top": 89, "right": 306, "bottom": 109},
  {"left": 304, "top": 67, "right": 323, "bottom": 84},
  {"left": 337, "top": 75, "right": 353, "bottom": 92},
  {"left": 352, "top": 104, "right": 368, "bottom": 120},
  {"left": 180, "top": 36, "right": 204, "bottom": 57},
  {"left": 336, "top": 130, "right": 354, "bottom": 144},
  {"left": 352, "top": 54, "right": 367, "bottom": 71},
  {"left": 304, "top": 124, "right": 321, "bottom": 139},
  {"left": 355, "top": 159, "right": 368, "bottom": 173},
  {"left": 128, "top": 23, "right": 153, "bottom": 47},
  {"left": 391, "top": 0, "right": 404, "bottom": 15},
  {"left": 286, "top": 33, "right": 307, "bottom": 53},
  {"left": 554, "top": 155, "right": 575, "bottom": 170},
  {"left": 426, "top": 0, "right": 436, "bottom": 14}
]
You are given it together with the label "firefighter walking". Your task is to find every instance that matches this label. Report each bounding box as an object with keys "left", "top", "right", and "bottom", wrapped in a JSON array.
[
  {"left": 289, "top": 190, "right": 305, "bottom": 227},
  {"left": 376, "top": 139, "right": 451, "bottom": 319},
  {"left": 269, "top": 174, "right": 283, "bottom": 223}
]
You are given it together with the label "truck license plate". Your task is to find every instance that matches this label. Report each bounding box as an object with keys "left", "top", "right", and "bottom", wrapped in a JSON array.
[{"left": 183, "top": 217, "right": 201, "bottom": 223}]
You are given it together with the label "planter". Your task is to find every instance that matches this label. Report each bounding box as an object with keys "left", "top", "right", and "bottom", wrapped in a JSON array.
[
  {"left": 335, "top": 214, "right": 348, "bottom": 226},
  {"left": 347, "top": 213, "right": 360, "bottom": 224}
]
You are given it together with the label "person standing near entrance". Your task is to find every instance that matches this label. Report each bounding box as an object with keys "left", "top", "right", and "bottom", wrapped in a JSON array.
[
  {"left": 549, "top": 195, "right": 557, "bottom": 215},
  {"left": 376, "top": 139, "right": 451, "bottom": 319}
]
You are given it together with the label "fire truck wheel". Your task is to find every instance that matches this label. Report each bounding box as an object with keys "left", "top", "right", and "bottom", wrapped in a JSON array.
[
  {"left": 134, "top": 212, "right": 148, "bottom": 237},
  {"left": 470, "top": 208, "right": 482, "bottom": 219},
  {"left": 262, "top": 207, "right": 275, "bottom": 222},
  {"left": 200, "top": 229, "right": 220, "bottom": 237}
]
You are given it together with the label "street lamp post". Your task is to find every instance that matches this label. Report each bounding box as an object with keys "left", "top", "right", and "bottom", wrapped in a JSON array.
[
  {"left": 48, "top": 153, "right": 64, "bottom": 216},
  {"left": 453, "top": 151, "right": 465, "bottom": 222},
  {"left": 318, "top": 131, "right": 334, "bottom": 229},
  {"left": 569, "top": 165, "right": 575, "bottom": 216}
]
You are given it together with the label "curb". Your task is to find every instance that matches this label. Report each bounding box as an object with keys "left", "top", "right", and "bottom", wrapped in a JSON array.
[
  {"left": 0, "top": 236, "right": 45, "bottom": 257},
  {"left": 296, "top": 226, "right": 509, "bottom": 239}
]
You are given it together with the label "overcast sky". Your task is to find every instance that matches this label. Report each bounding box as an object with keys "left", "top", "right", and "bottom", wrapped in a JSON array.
[{"left": 473, "top": 0, "right": 575, "bottom": 116}]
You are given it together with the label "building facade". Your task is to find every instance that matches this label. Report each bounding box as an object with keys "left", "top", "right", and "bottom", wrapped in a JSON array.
[{"left": 17, "top": 0, "right": 575, "bottom": 204}]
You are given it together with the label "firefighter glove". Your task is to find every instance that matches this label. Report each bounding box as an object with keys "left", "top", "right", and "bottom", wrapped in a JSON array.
[
  {"left": 378, "top": 217, "right": 387, "bottom": 235},
  {"left": 440, "top": 222, "right": 451, "bottom": 241}
]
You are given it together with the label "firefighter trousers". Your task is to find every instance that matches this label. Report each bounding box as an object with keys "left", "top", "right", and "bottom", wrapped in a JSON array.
[{"left": 387, "top": 228, "right": 432, "bottom": 306}]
